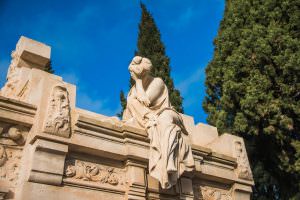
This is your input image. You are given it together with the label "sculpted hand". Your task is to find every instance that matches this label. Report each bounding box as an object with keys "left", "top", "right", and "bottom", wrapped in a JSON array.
[
  {"left": 130, "top": 71, "right": 139, "bottom": 81},
  {"left": 136, "top": 94, "right": 150, "bottom": 107}
]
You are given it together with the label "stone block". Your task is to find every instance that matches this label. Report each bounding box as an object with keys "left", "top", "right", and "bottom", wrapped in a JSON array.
[
  {"left": 28, "top": 139, "right": 68, "bottom": 186},
  {"left": 17, "top": 36, "right": 51, "bottom": 69},
  {"left": 180, "top": 177, "right": 194, "bottom": 199}
]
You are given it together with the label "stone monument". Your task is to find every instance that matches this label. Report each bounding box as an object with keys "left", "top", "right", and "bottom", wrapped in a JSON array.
[{"left": 0, "top": 36, "right": 254, "bottom": 200}]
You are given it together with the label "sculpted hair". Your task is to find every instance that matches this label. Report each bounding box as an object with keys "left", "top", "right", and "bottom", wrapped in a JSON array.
[{"left": 129, "top": 56, "right": 152, "bottom": 76}]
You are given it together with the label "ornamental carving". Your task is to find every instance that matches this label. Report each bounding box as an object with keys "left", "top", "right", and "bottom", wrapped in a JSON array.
[
  {"left": 0, "top": 124, "right": 27, "bottom": 185},
  {"left": 0, "top": 148, "right": 22, "bottom": 184},
  {"left": 44, "top": 85, "right": 71, "bottom": 138},
  {"left": 234, "top": 141, "right": 253, "bottom": 180},
  {"left": 198, "top": 186, "right": 232, "bottom": 200},
  {"left": 64, "top": 159, "right": 125, "bottom": 186},
  {"left": 0, "top": 50, "right": 22, "bottom": 99}
]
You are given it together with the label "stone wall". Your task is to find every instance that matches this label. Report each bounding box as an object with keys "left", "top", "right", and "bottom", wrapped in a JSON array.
[{"left": 0, "top": 36, "right": 254, "bottom": 200}]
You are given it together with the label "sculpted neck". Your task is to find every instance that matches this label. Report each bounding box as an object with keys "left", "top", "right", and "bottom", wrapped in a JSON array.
[{"left": 141, "top": 74, "right": 153, "bottom": 88}]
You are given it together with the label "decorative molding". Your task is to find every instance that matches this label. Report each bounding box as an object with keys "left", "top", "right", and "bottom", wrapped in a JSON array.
[
  {"left": 234, "top": 141, "right": 253, "bottom": 181},
  {"left": 0, "top": 148, "right": 22, "bottom": 184},
  {"left": 64, "top": 159, "right": 125, "bottom": 186},
  {"left": 0, "top": 187, "right": 9, "bottom": 200},
  {"left": 0, "top": 146, "right": 7, "bottom": 167},
  {"left": 197, "top": 186, "right": 232, "bottom": 200},
  {"left": 0, "top": 96, "right": 37, "bottom": 130},
  {"left": 0, "top": 124, "right": 27, "bottom": 185},
  {"left": 44, "top": 85, "right": 71, "bottom": 138},
  {"left": 0, "top": 50, "right": 22, "bottom": 99}
]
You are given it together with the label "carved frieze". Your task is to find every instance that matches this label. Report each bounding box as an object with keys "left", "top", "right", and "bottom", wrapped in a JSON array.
[
  {"left": 234, "top": 141, "right": 253, "bottom": 181},
  {"left": 44, "top": 85, "right": 71, "bottom": 138},
  {"left": 0, "top": 124, "right": 27, "bottom": 185},
  {"left": 64, "top": 159, "right": 126, "bottom": 187},
  {"left": 0, "top": 148, "right": 22, "bottom": 184},
  {"left": 194, "top": 185, "right": 232, "bottom": 200},
  {"left": 0, "top": 50, "right": 22, "bottom": 99}
]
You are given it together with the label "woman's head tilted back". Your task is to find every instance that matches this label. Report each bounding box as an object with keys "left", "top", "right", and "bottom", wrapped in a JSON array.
[{"left": 129, "top": 56, "right": 152, "bottom": 77}]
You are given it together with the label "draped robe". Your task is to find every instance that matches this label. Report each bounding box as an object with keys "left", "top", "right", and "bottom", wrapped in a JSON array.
[{"left": 123, "top": 77, "right": 194, "bottom": 189}]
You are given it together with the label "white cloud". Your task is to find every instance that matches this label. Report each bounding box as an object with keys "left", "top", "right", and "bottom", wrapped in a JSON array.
[
  {"left": 174, "top": 66, "right": 207, "bottom": 117},
  {"left": 169, "top": 7, "right": 196, "bottom": 29},
  {"left": 61, "top": 72, "right": 79, "bottom": 85},
  {"left": 77, "top": 92, "right": 120, "bottom": 117},
  {"left": 60, "top": 72, "right": 120, "bottom": 117},
  {"left": 177, "top": 66, "right": 205, "bottom": 95}
]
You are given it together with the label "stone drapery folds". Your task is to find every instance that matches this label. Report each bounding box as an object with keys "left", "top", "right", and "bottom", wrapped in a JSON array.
[{"left": 123, "top": 56, "right": 195, "bottom": 189}]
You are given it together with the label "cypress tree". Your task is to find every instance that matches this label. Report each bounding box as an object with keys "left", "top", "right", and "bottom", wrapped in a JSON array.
[
  {"left": 203, "top": 0, "right": 300, "bottom": 199},
  {"left": 117, "top": 90, "right": 126, "bottom": 118},
  {"left": 119, "top": 3, "right": 184, "bottom": 116},
  {"left": 45, "top": 60, "right": 54, "bottom": 74}
]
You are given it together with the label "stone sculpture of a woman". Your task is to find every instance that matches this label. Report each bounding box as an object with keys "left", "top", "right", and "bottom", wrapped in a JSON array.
[{"left": 123, "top": 56, "right": 195, "bottom": 189}]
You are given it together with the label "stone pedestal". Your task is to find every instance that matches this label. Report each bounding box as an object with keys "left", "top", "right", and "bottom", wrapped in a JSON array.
[{"left": 0, "top": 36, "right": 254, "bottom": 200}]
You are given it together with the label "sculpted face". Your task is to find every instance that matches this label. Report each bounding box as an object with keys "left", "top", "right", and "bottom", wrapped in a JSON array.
[{"left": 129, "top": 56, "right": 152, "bottom": 79}]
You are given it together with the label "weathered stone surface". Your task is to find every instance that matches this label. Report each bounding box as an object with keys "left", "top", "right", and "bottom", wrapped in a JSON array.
[
  {"left": 43, "top": 85, "right": 71, "bottom": 138},
  {"left": 0, "top": 36, "right": 50, "bottom": 100},
  {"left": 0, "top": 36, "right": 254, "bottom": 200}
]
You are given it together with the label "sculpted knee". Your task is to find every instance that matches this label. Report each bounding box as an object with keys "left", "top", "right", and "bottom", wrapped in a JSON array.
[{"left": 157, "top": 110, "right": 175, "bottom": 124}]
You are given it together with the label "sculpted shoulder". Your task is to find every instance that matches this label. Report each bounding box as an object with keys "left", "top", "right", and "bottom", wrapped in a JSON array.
[{"left": 152, "top": 77, "right": 165, "bottom": 90}]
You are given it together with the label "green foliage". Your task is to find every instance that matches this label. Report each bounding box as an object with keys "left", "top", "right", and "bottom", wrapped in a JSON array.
[
  {"left": 45, "top": 60, "right": 54, "bottom": 74},
  {"left": 119, "top": 3, "right": 184, "bottom": 116},
  {"left": 117, "top": 90, "right": 126, "bottom": 118},
  {"left": 203, "top": 0, "right": 300, "bottom": 199}
]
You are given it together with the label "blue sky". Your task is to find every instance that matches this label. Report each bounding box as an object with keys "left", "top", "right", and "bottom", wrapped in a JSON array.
[{"left": 0, "top": 0, "right": 225, "bottom": 123}]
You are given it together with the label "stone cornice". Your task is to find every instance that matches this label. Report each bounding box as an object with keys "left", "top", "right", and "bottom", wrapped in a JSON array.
[{"left": 0, "top": 95, "right": 36, "bottom": 126}]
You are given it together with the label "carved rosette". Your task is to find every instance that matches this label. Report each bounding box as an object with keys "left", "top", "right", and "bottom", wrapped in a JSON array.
[
  {"left": 194, "top": 186, "right": 232, "bottom": 200},
  {"left": 44, "top": 85, "right": 71, "bottom": 138},
  {"left": 0, "top": 124, "right": 27, "bottom": 185},
  {"left": 64, "top": 159, "right": 125, "bottom": 186},
  {"left": 234, "top": 141, "right": 253, "bottom": 181}
]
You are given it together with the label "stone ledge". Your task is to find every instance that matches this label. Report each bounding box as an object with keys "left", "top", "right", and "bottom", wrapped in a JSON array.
[
  {"left": 75, "top": 110, "right": 147, "bottom": 139},
  {"left": 0, "top": 95, "right": 36, "bottom": 126},
  {"left": 63, "top": 179, "right": 126, "bottom": 194},
  {"left": 0, "top": 181, "right": 10, "bottom": 200}
]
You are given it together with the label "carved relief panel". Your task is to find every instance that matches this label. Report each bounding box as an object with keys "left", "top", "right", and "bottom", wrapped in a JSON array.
[
  {"left": 0, "top": 123, "right": 28, "bottom": 185},
  {"left": 194, "top": 184, "right": 232, "bottom": 200},
  {"left": 234, "top": 141, "right": 253, "bottom": 181},
  {"left": 44, "top": 85, "right": 71, "bottom": 138},
  {"left": 0, "top": 50, "right": 22, "bottom": 99},
  {"left": 64, "top": 157, "right": 126, "bottom": 190}
]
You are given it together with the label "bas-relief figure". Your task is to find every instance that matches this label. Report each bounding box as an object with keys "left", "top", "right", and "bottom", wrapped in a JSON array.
[
  {"left": 44, "top": 85, "right": 71, "bottom": 138},
  {"left": 0, "top": 125, "right": 26, "bottom": 184},
  {"left": 122, "top": 56, "right": 195, "bottom": 189},
  {"left": 199, "top": 186, "right": 232, "bottom": 200},
  {"left": 234, "top": 141, "right": 253, "bottom": 180},
  {"left": 64, "top": 159, "right": 125, "bottom": 186}
]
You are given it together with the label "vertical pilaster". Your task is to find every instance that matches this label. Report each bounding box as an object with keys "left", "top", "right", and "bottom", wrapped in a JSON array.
[
  {"left": 179, "top": 177, "right": 194, "bottom": 200},
  {"left": 232, "top": 183, "right": 252, "bottom": 200},
  {"left": 125, "top": 159, "right": 147, "bottom": 200},
  {"left": 28, "top": 139, "right": 68, "bottom": 186}
]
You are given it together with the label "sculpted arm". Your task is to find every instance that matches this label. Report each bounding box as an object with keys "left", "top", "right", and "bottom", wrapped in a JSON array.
[
  {"left": 146, "top": 78, "right": 165, "bottom": 105},
  {"left": 134, "top": 77, "right": 165, "bottom": 107},
  {"left": 134, "top": 79, "right": 150, "bottom": 106},
  {"left": 129, "top": 68, "right": 150, "bottom": 107}
]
